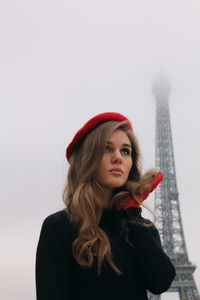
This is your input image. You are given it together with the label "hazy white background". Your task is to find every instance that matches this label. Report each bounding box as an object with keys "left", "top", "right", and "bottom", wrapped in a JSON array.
[{"left": 1, "top": 0, "right": 200, "bottom": 299}]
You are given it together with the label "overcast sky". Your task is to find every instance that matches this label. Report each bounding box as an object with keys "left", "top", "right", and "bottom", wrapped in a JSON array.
[{"left": 1, "top": 1, "right": 200, "bottom": 299}]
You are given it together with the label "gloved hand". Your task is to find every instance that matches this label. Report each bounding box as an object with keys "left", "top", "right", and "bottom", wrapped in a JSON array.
[{"left": 116, "top": 171, "right": 163, "bottom": 212}]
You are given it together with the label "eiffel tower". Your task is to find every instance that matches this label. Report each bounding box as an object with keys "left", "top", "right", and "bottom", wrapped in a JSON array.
[{"left": 148, "top": 74, "right": 200, "bottom": 300}]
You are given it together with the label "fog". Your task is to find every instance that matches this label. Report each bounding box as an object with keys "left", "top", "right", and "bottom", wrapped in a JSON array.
[{"left": 1, "top": 1, "right": 200, "bottom": 299}]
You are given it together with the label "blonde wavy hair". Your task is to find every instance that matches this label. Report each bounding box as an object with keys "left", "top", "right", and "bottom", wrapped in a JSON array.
[{"left": 62, "top": 120, "right": 158, "bottom": 275}]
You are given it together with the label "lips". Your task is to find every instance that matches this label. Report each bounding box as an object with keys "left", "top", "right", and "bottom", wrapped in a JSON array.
[{"left": 109, "top": 168, "right": 123, "bottom": 175}]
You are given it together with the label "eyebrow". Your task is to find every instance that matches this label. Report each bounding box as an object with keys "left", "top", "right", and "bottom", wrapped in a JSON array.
[{"left": 106, "top": 141, "right": 132, "bottom": 148}]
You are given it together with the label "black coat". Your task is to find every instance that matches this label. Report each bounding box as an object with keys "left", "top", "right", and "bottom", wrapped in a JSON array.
[{"left": 35, "top": 207, "right": 176, "bottom": 300}]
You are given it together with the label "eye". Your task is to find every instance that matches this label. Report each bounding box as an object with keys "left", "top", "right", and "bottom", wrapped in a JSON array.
[
  {"left": 105, "top": 145, "right": 112, "bottom": 152},
  {"left": 121, "top": 148, "right": 130, "bottom": 155}
]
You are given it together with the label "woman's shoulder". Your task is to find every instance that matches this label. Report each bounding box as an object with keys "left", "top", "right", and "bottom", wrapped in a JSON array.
[
  {"left": 37, "top": 210, "right": 77, "bottom": 262},
  {"left": 43, "top": 209, "right": 69, "bottom": 224},
  {"left": 41, "top": 209, "right": 77, "bottom": 238}
]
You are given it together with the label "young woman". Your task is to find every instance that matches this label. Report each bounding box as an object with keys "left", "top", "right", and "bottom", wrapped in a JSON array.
[{"left": 35, "top": 112, "right": 176, "bottom": 300}]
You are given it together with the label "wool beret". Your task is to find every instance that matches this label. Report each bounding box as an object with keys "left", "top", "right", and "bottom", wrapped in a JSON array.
[{"left": 66, "top": 112, "right": 133, "bottom": 161}]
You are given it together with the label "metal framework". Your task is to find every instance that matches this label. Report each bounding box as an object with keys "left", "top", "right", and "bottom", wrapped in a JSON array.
[{"left": 148, "top": 76, "right": 199, "bottom": 300}]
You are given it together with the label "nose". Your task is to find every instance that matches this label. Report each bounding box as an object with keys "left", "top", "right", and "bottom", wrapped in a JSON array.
[{"left": 111, "top": 150, "right": 122, "bottom": 164}]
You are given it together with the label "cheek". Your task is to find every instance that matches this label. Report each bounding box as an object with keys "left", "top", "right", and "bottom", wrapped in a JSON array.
[
  {"left": 96, "top": 157, "right": 107, "bottom": 179},
  {"left": 99, "top": 156, "right": 108, "bottom": 170},
  {"left": 125, "top": 159, "right": 132, "bottom": 175}
]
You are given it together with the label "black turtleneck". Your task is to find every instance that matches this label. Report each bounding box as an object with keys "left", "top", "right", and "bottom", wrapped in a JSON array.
[{"left": 35, "top": 207, "right": 175, "bottom": 300}]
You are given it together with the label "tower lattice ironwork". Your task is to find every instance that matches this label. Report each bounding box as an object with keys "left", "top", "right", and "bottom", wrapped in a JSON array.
[{"left": 148, "top": 75, "right": 200, "bottom": 300}]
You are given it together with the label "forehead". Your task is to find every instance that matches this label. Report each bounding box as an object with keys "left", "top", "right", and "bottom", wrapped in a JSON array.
[{"left": 107, "top": 129, "right": 131, "bottom": 144}]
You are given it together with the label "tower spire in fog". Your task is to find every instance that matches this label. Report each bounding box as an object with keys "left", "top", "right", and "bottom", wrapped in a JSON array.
[{"left": 149, "top": 74, "right": 200, "bottom": 300}]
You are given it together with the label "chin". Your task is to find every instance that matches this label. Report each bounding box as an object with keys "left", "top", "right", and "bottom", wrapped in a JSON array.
[{"left": 108, "top": 180, "right": 127, "bottom": 189}]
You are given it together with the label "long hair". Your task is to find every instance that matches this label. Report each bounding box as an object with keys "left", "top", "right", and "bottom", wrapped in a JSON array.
[{"left": 62, "top": 120, "right": 158, "bottom": 275}]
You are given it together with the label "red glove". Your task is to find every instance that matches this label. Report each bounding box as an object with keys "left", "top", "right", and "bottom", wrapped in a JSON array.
[{"left": 116, "top": 171, "right": 163, "bottom": 212}]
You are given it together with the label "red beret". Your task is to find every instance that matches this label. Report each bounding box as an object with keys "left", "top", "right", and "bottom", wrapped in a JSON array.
[{"left": 66, "top": 112, "right": 133, "bottom": 161}]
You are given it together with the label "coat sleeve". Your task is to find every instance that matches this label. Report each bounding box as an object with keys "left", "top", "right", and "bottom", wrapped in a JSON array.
[
  {"left": 122, "top": 207, "right": 176, "bottom": 295},
  {"left": 35, "top": 214, "right": 72, "bottom": 300}
]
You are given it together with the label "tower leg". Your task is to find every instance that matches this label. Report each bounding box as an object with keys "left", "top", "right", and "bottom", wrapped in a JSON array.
[{"left": 147, "top": 291, "right": 161, "bottom": 300}]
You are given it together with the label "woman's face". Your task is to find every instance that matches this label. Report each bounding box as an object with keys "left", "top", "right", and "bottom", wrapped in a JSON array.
[{"left": 95, "top": 129, "right": 132, "bottom": 193}]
